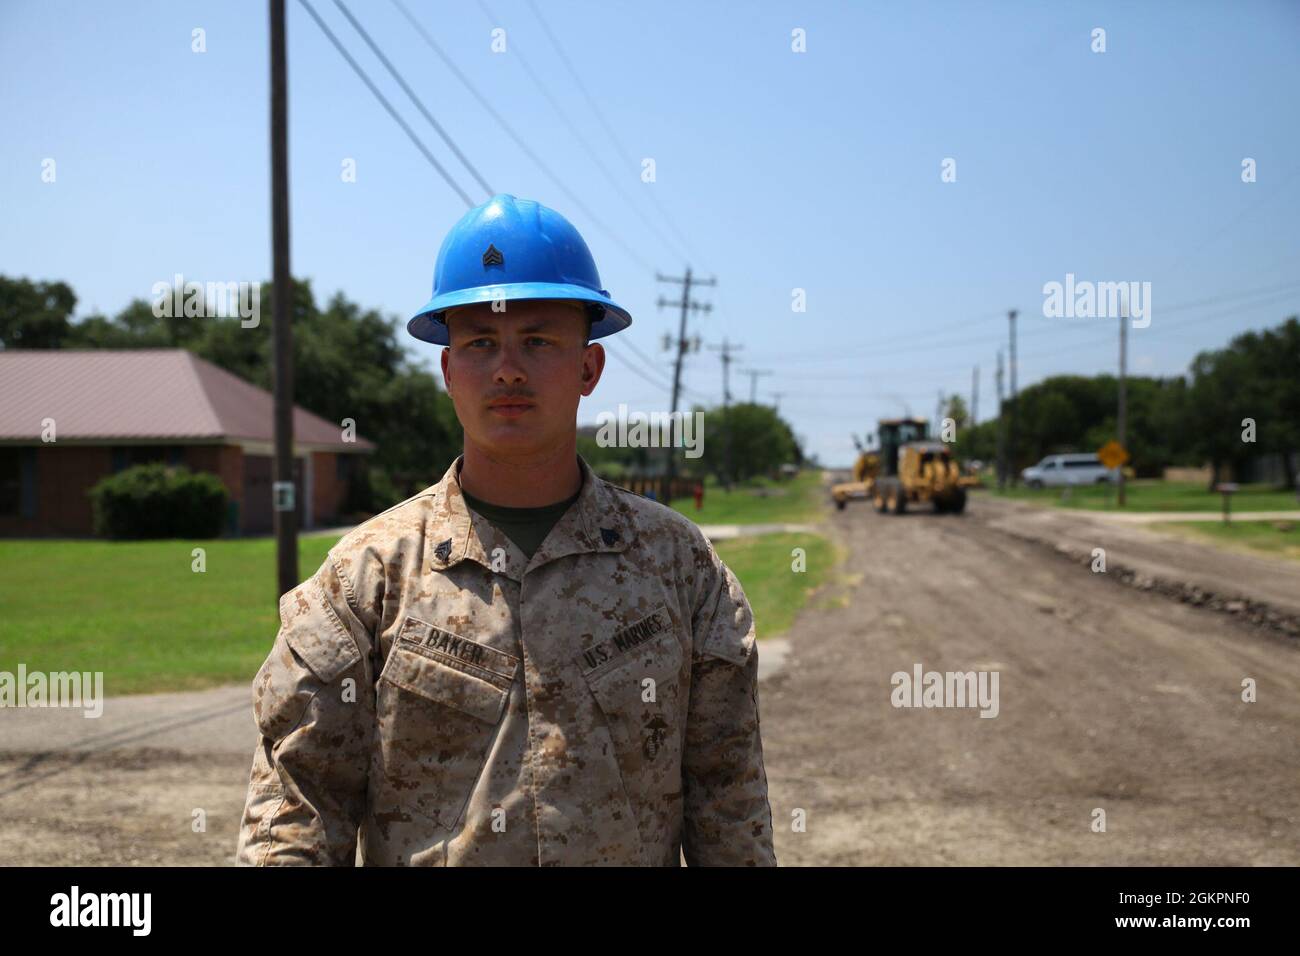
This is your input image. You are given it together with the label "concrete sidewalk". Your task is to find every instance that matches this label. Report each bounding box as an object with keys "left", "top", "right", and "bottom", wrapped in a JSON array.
[
  {"left": 698, "top": 522, "right": 819, "bottom": 541},
  {"left": 0, "top": 642, "right": 792, "bottom": 757},
  {"left": 0, "top": 683, "right": 257, "bottom": 758}
]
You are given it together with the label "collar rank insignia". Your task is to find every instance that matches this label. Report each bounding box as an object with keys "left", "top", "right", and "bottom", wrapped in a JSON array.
[
  {"left": 434, "top": 538, "right": 453, "bottom": 563},
  {"left": 482, "top": 243, "right": 504, "bottom": 267},
  {"left": 600, "top": 527, "right": 620, "bottom": 546}
]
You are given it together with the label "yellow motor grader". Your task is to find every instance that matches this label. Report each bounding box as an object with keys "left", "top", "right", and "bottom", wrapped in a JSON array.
[
  {"left": 832, "top": 418, "right": 978, "bottom": 514},
  {"left": 830, "top": 443, "right": 880, "bottom": 510}
]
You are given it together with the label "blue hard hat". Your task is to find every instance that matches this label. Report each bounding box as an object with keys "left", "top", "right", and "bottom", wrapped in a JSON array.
[{"left": 408, "top": 193, "right": 632, "bottom": 346}]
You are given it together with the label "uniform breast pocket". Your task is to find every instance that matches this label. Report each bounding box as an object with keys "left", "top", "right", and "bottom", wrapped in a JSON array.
[
  {"left": 579, "top": 607, "right": 685, "bottom": 782},
  {"left": 373, "top": 619, "right": 518, "bottom": 832}
]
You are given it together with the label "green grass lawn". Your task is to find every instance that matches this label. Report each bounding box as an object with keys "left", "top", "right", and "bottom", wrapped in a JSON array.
[
  {"left": 0, "top": 512, "right": 838, "bottom": 693},
  {"left": 988, "top": 480, "right": 1299, "bottom": 513},
  {"left": 0, "top": 533, "right": 341, "bottom": 695},
  {"left": 670, "top": 470, "right": 825, "bottom": 525},
  {"left": 713, "top": 532, "right": 837, "bottom": 639},
  {"left": 1158, "top": 519, "right": 1300, "bottom": 562}
]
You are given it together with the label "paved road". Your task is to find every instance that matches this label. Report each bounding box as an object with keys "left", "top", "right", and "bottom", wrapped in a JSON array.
[{"left": 764, "top": 493, "right": 1300, "bottom": 864}]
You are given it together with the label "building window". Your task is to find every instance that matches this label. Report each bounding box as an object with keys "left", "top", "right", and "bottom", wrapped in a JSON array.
[{"left": 111, "top": 446, "right": 184, "bottom": 472}]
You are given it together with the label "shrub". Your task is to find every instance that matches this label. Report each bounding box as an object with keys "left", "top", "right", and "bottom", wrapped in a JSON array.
[{"left": 89, "top": 463, "right": 228, "bottom": 539}]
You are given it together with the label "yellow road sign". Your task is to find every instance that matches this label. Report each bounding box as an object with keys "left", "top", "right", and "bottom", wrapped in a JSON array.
[{"left": 1098, "top": 440, "right": 1129, "bottom": 470}]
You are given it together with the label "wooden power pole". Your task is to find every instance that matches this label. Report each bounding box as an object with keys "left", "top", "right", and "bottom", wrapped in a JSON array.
[
  {"left": 656, "top": 268, "right": 714, "bottom": 503},
  {"left": 996, "top": 350, "right": 1006, "bottom": 490},
  {"left": 709, "top": 338, "right": 743, "bottom": 490},
  {"left": 1008, "top": 309, "right": 1018, "bottom": 487},
  {"left": 270, "top": 0, "right": 298, "bottom": 596},
  {"left": 1118, "top": 298, "right": 1129, "bottom": 507}
]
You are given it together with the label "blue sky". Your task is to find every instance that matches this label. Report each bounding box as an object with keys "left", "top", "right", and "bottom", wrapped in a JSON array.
[{"left": 3, "top": 0, "right": 1297, "bottom": 465}]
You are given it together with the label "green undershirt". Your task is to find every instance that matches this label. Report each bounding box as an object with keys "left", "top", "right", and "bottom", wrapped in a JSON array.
[{"left": 461, "top": 483, "right": 582, "bottom": 561}]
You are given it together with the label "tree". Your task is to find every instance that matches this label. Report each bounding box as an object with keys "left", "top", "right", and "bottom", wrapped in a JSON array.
[
  {"left": 941, "top": 394, "right": 969, "bottom": 432},
  {"left": 684, "top": 401, "right": 801, "bottom": 485},
  {"left": 0, "top": 276, "right": 77, "bottom": 348},
  {"left": 1189, "top": 317, "right": 1300, "bottom": 490}
]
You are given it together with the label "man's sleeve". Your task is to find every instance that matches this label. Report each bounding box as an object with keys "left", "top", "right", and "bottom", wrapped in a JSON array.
[
  {"left": 235, "top": 554, "right": 375, "bottom": 866},
  {"left": 681, "top": 536, "right": 777, "bottom": 866}
]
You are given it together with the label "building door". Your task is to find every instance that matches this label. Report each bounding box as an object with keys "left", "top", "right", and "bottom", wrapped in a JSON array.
[{"left": 241, "top": 455, "right": 304, "bottom": 534}]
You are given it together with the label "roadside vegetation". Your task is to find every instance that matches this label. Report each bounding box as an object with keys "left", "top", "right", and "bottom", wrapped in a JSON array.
[{"left": 987, "top": 479, "right": 1298, "bottom": 513}]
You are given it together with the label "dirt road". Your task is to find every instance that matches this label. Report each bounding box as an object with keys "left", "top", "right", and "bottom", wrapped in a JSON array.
[
  {"left": 3, "top": 492, "right": 1297, "bottom": 865},
  {"left": 765, "top": 493, "right": 1300, "bottom": 865}
]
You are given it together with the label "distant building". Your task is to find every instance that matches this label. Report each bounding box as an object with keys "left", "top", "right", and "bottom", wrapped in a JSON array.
[{"left": 0, "top": 349, "right": 375, "bottom": 537}]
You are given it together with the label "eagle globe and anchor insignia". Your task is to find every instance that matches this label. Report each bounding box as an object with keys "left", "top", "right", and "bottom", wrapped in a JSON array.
[{"left": 642, "top": 714, "right": 669, "bottom": 760}]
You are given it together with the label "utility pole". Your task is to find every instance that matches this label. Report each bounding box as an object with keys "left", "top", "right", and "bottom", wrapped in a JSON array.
[
  {"left": 935, "top": 389, "right": 946, "bottom": 433},
  {"left": 971, "top": 364, "right": 979, "bottom": 426},
  {"left": 995, "top": 350, "right": 1006, "bottom": 490},
  {"left": 742, "top": 368, "right": 773, "bottom": 404},
  {"left": 1118, "top": 296, "right": 1128, "bottom": 507},
  {"left": 770, "top": 391, "right": 786, "bottom": 411},
  {"left": 269, "top": 0, "right": 297, "bottom": 597},
  {"left": 708, "top": 338, "right": 743, "bottom": 490},
  {"left": 1008, "top": 309, "right": 1019, "bottom": 487},
  {"left": 656, "top": 269, "right": 714, "bottom": 504}
]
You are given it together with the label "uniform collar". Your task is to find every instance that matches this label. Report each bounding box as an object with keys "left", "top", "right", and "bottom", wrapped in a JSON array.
[{"left": 425, "top": 453, "right": 632, "bottom": 582}]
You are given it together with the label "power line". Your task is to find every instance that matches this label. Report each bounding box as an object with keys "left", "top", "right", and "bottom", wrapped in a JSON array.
[
  {"left": 748, "top": 278, "right": 1300, "bottom": 367},
  {"left": 296, "top": 0, "right": 475, "bottom": 207},
  {"left": 333, "top": 0, "right": 493, "bottom": 198},
  {"left": 736, "top": 282, "right": 1300, "bottom": 385},
  {"left": 620, "top": 336, "right": 677, "bottom": 382},
  {"left": 1161, "top": 165, "right": 1300, "bottom": 278},
  {"left": 524, "top": 0, "right": 700, "bottom": 266},
  {"left": 604, "top": 345, "right": 675, "bottom": 392},
  {"left": 747, "top": 309, "right": 1004, "bottom": 361},
  {"left": 388, "top": 0, "right": 656, "bottom": 274},
  {"left": 477, "top": 0, "right": 691, "bottom": 268}
]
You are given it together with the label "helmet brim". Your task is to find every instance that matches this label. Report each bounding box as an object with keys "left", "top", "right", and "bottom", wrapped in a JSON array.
[{"left": 407, "top": 282, "right": 633, "bottom": 346}]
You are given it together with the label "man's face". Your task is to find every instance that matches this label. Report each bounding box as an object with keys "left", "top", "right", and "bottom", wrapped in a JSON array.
[{"left": 440, "top": 299, "right": 605, "bottom": 460}]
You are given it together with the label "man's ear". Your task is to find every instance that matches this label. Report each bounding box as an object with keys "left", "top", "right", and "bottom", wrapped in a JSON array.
[
  {"left": 440, "top": 346, "right": 451, "bottom": 390},
  {"left": 580, "top": 342, "right": 605, "bottom": 397}
]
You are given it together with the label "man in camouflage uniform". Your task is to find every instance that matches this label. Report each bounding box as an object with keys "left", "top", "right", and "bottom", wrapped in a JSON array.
[{"left": 235, "top": 195, "right": 775, "bottom": 866}]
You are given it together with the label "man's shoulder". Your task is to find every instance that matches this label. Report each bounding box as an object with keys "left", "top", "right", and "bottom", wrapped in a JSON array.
[
  {"left": 599, "top": 479, "right": 710, "bottom": 553},
  {"left": 326, "top": 483, "right": 442, "bottom": 565}
]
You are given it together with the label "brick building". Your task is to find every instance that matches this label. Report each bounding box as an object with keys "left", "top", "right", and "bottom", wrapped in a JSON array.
[{"left": 0, "top": 349, "right": 375, "bottom": 537}]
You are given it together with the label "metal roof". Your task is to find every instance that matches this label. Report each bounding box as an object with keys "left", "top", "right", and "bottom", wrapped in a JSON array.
[{"left": 0, "top": 349, "right": 375, "bottom": 451}]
